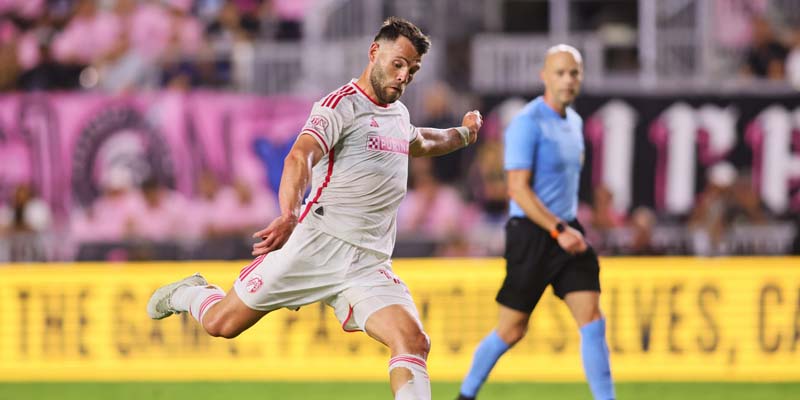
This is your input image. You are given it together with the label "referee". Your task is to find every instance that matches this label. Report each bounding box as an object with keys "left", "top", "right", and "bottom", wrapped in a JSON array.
[{"left": 457, "top": 44, "right": 615, "bottom": 400}]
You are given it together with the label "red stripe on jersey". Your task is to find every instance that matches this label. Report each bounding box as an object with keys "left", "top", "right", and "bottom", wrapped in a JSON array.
[
  {"left": 303, "top": 128, "right": 329, "bottom": 153},
  {"left": 323, "top": 87, "right": 355, "bottom": 109},
  {"left": 329, "top": 88, "right": 356, "bottom": 109},
  {"left": 298, "top": 149, "right": 335, "bottom": 223},
  {"left": 351, "top": 82, "right": 388, "bottom": 108},
  {"left": 321, "top": 84, "right": 353, "bottom": 108}
]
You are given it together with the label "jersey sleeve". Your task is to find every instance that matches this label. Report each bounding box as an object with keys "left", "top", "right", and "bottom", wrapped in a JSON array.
[
  {"left": 397, "top": 102, "right": 418, "bottom": 144},
  {"left": 300, "top": 101, "right": 352, "bottom": 154},
  {"left": 504, "top": 114, "right": 540, "bottom": 171}
]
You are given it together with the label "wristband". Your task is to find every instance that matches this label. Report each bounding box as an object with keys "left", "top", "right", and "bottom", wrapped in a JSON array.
[
  {"left": 455, "top": 126, "right": 470, "bottom": 147},
  {"left": 550, "top": 221, "right": 566, "bottom": 239}
]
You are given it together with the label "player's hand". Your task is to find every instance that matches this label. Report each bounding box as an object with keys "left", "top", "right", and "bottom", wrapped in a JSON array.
[
  {"left": 461, "top": 110, "right": 483, "bottom": 145},
  {"left": 251, "top": 214, "right": 298, "bottom": 256},
  {"left": 557, "top": 226, "right": 588, "bottom": 255}
]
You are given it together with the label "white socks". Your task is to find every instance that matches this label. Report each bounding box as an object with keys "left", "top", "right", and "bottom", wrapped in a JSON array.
[
  {"left": 389, "top": 354, "right": 431, "bottom": 400},
  {"left": 172, "top": 285, "right": 225, "bottom": 325}
]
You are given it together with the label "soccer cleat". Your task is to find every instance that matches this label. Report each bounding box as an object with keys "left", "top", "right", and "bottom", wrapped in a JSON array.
[
  {"left": 146, "top": 273, "right": 208, "bottom": 320},
  {"left": 456, "top": 395, "right": 475, "bottom": 400}
]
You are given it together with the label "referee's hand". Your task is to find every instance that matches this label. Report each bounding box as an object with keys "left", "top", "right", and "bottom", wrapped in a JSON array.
[{"left": 557, "top": 226, "right": 588, "bottom": 255}]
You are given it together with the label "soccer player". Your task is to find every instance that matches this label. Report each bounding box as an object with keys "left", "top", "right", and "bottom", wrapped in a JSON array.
[
  {"left": 147, "top": 17, "right": 483, "bottom": 400},
  {"left": 456, "top": 45, "right": 615, "bottom": 400}
]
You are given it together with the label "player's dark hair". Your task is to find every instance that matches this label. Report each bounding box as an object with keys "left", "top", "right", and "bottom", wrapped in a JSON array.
[{"left": 373, "top": 16, "right": 430, "bottom": 56}]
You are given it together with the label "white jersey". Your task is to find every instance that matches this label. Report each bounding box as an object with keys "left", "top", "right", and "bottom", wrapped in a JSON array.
[{"left": 298, "top": 79, "right": 417, "bottom": 256}]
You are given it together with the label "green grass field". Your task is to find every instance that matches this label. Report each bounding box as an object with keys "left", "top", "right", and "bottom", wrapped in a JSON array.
[{"left": 1, "top": 382, "right": 798, "bottom": 400}]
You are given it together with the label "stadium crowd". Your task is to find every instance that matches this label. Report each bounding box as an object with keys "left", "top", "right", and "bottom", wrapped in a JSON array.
[{"left": 1, "top": 0, "right": 799, "bottom": 262}]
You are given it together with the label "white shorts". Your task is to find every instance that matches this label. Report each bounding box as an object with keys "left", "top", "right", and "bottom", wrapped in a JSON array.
[{"left": 233, "top": 223, "right": 420, "bottom": 332}]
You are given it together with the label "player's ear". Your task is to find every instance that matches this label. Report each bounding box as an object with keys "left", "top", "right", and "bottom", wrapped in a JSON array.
[{"left": 369, "top": 42, "right": 380, "bottom": 62}]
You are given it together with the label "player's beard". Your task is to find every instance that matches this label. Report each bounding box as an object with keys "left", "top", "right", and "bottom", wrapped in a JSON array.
[{"left": 369, "top": 63, "right": 402, "bottom": 104}]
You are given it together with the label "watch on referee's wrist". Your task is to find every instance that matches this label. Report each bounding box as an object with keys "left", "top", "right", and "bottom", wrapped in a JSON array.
[{"left": 550, "top": 221, "right": 566, "bottom": 239}]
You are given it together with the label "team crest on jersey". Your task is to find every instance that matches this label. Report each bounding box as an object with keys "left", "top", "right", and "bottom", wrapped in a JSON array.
[
  {"left": 305, "top": 115, "right": 329, "bottom": 132},
  {"left": 366, "top": 135, "right": 408, "bottom": 155},
  {"left": 246, "top": 274, "right": 264, "bottom": 293}
]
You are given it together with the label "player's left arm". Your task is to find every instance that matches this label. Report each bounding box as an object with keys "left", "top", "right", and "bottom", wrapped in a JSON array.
[{"left": 409, "top": 110, "right": 483, "bottom": 157}]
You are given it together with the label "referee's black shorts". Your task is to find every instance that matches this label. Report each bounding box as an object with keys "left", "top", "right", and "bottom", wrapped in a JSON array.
[{"left": 496, "top": 217, "right": 601, "bottom": 314}]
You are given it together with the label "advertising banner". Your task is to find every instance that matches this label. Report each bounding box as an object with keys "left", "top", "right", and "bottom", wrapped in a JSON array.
[{"left": 0, "top": 258, "right": 798, "bottom": 381}]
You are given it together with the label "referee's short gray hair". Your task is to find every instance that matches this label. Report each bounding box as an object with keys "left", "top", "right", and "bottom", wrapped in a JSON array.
[{"left": 546, "top": 44, "right": 583, "bottom": 64}]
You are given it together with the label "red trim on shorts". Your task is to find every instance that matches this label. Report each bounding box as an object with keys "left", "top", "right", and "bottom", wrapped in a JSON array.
[
  {"left": 299, "top": 149, "right": 335, "bottom": 223},
  {"left": 389, "top": 355, "right": 427, "bottom": 369},
  {"left": 239, "top": 254, "right": 266, "bottom": 281},
  {"left": 351, "top": 82, "right": 389, "bottom": 108},
  {"left": 341, "top": 304, "right": 360, "bottom": 332},
  {"left": 302, "top": 128, "right": 329, "bottom": 153}
]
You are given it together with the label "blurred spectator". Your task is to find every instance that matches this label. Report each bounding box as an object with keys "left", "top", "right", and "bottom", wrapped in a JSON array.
[
  {"left": 463, "top": 139, "right": 506, "bottom": 256},
  {"left": 578, "top": 184, "right": 626, "bottom": 254},
  {"left": 741, "top": 15, "right": 788, "bottom": 80},
  {"left": 187, "top": 171, "right": 278, "bottom": 259},
  {"left": 95, "top": 0, "right": 161, "bottom": 92},
  {"left": 688, "top": 162, "right": 738, "bottom": 256},
  {"left": 626, "top": 206, "right": 661, "bottom": 256},
  {"left": 728, "top": 171, "right": 768, "bottom": 226},
  {"left": 784, "top": 27, "right": 800, "bottom": 89},
  {"left": 206, "top": 1, "right": 257, "bottom": 45},
  {"left": 51, "top": 0, "right": 113, "bottom": 66},
  {"left": 715, "top": 0, "right": 769, "bottom": 50},
  {"left": 17, "top": 22, "right": 82, "bottom": 90},
  {"left": 72, "top": 167, "right": 140, "bottom": 244},
  {"left": 127, "top": 177, "right": 188, "bottom": 242},
  {"left": 419, "top": 81, "right": 465, "bottom": 185},
  {"left": 397, "top": 157, "right": 470, "bottom": 256},
  {"left": 0, "top": 183, "right": 52, "bottom": 234},
  {"left": 0, "top": 183, "right": 52, "bottom": 261},
  {"left": 0, "top": 19, "right": 20, "bottom": 90},
  {"left": 269, "top": 0, "right": 311, "bottom": 41}
]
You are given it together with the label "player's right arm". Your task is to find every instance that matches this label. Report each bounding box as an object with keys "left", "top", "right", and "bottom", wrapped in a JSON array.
[
  {"left": 504, "top": 114, "right": 586, "bottom": 255},
  {"left": 251, "top": 134, "right": 324, "bottom": 256},
  {"left": 251, "top": 96, "right": 350, "bottom": 256}
]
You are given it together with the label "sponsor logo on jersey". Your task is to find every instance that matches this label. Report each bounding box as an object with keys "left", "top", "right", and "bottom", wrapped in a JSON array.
[{"left": 366, "top": 135, "right": 408, "bottom": 155}]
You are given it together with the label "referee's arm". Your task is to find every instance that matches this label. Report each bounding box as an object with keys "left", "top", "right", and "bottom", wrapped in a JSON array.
[{"left": 507, "top": 169, "right": 587, "bottom": 254}]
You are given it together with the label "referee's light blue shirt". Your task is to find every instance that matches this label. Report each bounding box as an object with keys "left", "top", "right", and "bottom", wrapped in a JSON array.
[{"left": 504, "top": 96, "right": 584, "bottom": 221}]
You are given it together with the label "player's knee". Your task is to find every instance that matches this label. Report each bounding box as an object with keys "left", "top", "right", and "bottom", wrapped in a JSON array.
[
  {"left": 498, "top": 324, "right": 527, "bottom": 346},
  {"left": 203, "top": 315, "right": 242, "bottom": 339},
  {"left": 408, "top": 330, "right": 431, "bottom": 356},
  {"left": 577, "top": 310, "right": 603, "bottom": 328}
]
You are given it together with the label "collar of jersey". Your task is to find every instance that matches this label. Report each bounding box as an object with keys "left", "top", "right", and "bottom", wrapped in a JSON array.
[
  {"left": 537, "top": 96, "right": 567, "bottom": 120},
  {"left": 350, "top": 79, "right": 391, "bottom": 108}
]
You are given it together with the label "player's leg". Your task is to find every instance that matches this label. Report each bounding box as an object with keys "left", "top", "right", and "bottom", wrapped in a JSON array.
[
  {"left": 332, "top": 258, "right": 431, "bottom": 400},
  {"left": 564, "top": 290, "right": 614, "bottom": 400},
  {"left": 456, "top": 305, "right": 528, "bottom": 400},
  {"left": 146, "top": 271, "right": 269, "bottom": 338},
  {"left": 364, "top": 304, "right": 431, "bottom": 400},
  {"left": 554, "top": 246, "right": 615, "bottom": 400},
  {"left": 458, "top": 217, "right": 552, "bottom": 400}
]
